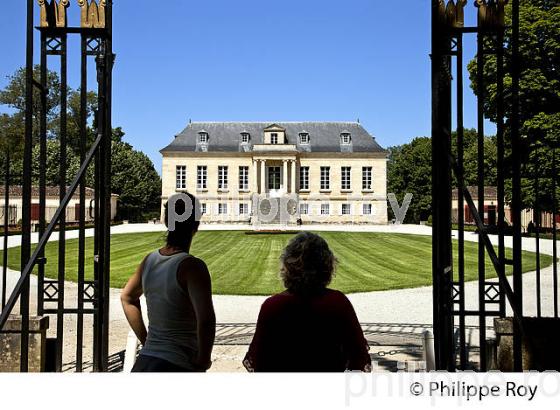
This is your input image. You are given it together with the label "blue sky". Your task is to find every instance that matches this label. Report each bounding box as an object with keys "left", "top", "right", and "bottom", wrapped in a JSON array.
[{"left": 1, "top": 0, "right": 494, "bottom": 173}]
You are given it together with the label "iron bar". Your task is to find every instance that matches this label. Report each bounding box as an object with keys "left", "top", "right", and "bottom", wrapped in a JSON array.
[
  {"left": 476, "top": 23, "right": 487, "bottom": 372},
  {"left": 76, "top": 33, "right": 88, "bottom": 373},
  {"left": 38, "top": 32, "right": 47, "bottom": 317},
  {"left": 496, "top": 28, "right": 507, "bottom": 318},
  {"left": 92, "top": 53, "right": 103, "bottom": 373},
  {"left": 431, "top": 0, "right": 455, "bottom": 371},
  {"left": 2, "top": 152, "right": 9, "bottom": 310},
  {"left": 54, "top": 33, "right": 68, "bottom": 372},
  {"left": 19, "top": 0, "right": 34, "bottom": 372},
  {"left": 102, "top": 2, "right": 114, "bottom": 370},
  {"left": 455, "top": 33, "right": 467, "bottom": 370},
  {"left": 510, "top": 0, "right": 524, "bottom": 372},
  {"left": 553, "top": 148, "right": 558, "bottom": 318},
  {"left": 534, "top": 145, "right": 541, "bottom": 317}
]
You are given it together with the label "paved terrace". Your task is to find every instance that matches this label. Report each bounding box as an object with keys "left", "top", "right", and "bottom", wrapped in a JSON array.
[{"left": 1, "top": 223, "right": 558, "bottom": 371}]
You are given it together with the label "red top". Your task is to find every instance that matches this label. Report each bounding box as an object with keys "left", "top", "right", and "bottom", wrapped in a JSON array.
[{"left": 243, "top": 288, "right": 371, "bottom": 372}]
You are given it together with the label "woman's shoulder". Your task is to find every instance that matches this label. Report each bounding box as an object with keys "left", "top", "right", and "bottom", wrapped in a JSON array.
[{"left": 325, "top": 288, "right": 350, "bottom": 300}]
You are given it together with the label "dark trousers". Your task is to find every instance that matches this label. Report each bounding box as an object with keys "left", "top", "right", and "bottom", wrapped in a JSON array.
[{"left": 131, "top": 354, "right": 192, "bottom": 372}]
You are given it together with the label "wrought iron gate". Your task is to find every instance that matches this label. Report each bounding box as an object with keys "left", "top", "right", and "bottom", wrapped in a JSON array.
[
  {"left": 432, "top": 0, "right": 558, "bottom": 371},
  {"left": 0, "top": 0, "right": 113, "bottom": 372}
]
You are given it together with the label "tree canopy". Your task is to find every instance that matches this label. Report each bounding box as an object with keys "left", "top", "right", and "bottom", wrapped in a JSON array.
[
  {"left": 467, "top": 0, "right": 560, "bottom": 212},
  {"left": 388, "top": 130, "right": 497, "bottom": 223},
  {"left": 0, "top": 66, "right": 161, "bottom": 222}
]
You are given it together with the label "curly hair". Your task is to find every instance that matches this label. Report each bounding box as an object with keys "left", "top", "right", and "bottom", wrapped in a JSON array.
[{"left": 280, "top": 232, "right": 337, "bottom": 295}]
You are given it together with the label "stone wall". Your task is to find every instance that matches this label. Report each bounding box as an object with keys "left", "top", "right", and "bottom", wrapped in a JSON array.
[
  {"left": 0, "top": 315, "right": 49, "bottom": 372},
  {"left": 494, "top": 317, "right": 560, "bottom": 371}
]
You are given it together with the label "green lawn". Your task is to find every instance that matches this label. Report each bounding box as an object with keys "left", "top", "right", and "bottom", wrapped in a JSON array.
[{"left": 0, "top": 231, "right": 553, "bottom": 295}]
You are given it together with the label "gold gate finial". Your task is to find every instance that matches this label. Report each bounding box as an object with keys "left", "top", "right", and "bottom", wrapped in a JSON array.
[
  {"left": 78, "top": 0, "right": 106, "bottom": 28},
  {"left": 437, "top": 1, "right": 468, "bottom": 29},
  {"left": 38, "top": 0, "right": 70, "bottom": 28},
  {"left": 476, "top": 0, "right": 509, "bottom": 29}
]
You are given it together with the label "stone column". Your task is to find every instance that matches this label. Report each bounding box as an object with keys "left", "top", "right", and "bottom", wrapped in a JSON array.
[
  {"left": 283, "top": 160, "right": 288, "bottom": 193},
  {"left": 260, "top": 160, "right": 266, "bottom": 194},
  {"left": 291, "top": 160, "right": 296, "bottom": 194},
  {"left": 253, "top": 159, "right": 258, "bottom": 193}
]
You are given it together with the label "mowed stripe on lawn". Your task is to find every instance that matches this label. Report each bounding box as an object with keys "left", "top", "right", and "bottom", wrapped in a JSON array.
[{"left": 0, "top": 231, "right": 553, "bottom": 295}]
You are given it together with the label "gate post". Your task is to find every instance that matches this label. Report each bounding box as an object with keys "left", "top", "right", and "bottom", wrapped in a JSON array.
[{"left": 431, "top": 0, "right": 455, "bottom": 371}]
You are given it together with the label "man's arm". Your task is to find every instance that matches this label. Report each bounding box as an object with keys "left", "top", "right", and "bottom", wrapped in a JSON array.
[
  {"left": 179, "top": 257, "right": 216, "bottom": 371},
  {"left": 120, "top": 256, "right": 148, "bottom": 345}
]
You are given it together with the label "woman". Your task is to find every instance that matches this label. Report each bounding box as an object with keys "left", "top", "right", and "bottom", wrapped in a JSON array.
[
  {"left": 121, "top": 193, "right": 216, "bottom": 372},
  {"left": 243, "top": 232, "right": 371, "bottom": 372}
]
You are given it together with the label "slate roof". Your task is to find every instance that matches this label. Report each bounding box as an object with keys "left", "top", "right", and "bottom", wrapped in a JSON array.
[
  {"left": 0, "top": 186, "right": 119, "bottom": 198},
  {"left": 160, "top": 122, "right": 386, "bottom": 154},
  {"left": 452, "top": 186, "right": 498, "bottom": 200}
]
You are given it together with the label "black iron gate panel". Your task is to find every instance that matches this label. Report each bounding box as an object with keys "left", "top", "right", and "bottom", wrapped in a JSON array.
[
  {"left": 432, "top": 0, "right": 559, "bottom": 372},
  {"left": 0, "top": 0, "right": 114, "bottom": 372}
]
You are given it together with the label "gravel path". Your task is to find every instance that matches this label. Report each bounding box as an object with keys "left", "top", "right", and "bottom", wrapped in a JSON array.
[{"left": 1, "top": 223, "right": 558, "bottom": 371}]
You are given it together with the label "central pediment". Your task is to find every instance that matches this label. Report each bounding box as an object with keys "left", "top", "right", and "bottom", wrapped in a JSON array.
[{"left": 263, "top": 124, "right": 286, "bottom": 132}]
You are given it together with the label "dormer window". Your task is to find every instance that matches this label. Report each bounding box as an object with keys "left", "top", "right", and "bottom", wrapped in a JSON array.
[
  {"left": 241, "top": 132, "right": 250, "bottom": 143},
  {"left": 340, "top": 133, "right": 351, "bottom": 144},
  {"left": 198, "top": 131, "right": 209, "bottom": 143},
  {"left": 299, "top": 132, "right": 310, "bottom": 144},
  {"left": 271, "top": 133, "right": 279, "bottom": 144}
]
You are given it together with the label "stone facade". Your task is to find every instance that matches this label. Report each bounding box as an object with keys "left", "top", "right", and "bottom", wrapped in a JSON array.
[{"left": 160, "top": 122, "right": 388, "bottom": 225}]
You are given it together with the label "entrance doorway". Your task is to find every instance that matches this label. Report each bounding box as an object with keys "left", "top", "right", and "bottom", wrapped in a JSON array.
[{"left": 267, "top": 166, "right": 281, "bottom": 190}]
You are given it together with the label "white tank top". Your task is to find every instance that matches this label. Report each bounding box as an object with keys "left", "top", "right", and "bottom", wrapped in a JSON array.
[{"left": 139, "top": 250, "right": 198, "bottom": 369}]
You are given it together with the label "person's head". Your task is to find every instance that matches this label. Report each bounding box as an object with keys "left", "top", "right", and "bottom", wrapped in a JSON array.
[
  {"left": 280, "top": 232, "right": 337, "bottom": 295},
  {"left": 164, "top": 192, "right": 201, "bottom": 251}
]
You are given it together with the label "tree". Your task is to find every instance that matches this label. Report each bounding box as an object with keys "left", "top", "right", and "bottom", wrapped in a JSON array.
[
  {"left": 468, "top": 0, "right": 560, "bottom": 211},
  {"left": 452, "top": 128, "right": 497, "bottom": 188},
  {"left": 111, "top": 139, "right": 161, "bottom": 222},
  {"left": 0, "top": 113, "right": 25, "bottom": 163},
  {"left": 387, "top": 137, "right": 432, "bottom": 223},
  {"left": 388, "top": 130, "right": 497, "bottom": 223},
  {"left": 1, "top": 66, "right": 162, "bottom": 222},
  {"left": 0, "top": 65, "right": 97, "bottom": 152}
]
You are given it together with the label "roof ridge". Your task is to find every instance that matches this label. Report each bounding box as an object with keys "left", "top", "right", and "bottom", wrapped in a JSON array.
[{"left": 189, "top": 121, "right": 361, "bottom": 124}]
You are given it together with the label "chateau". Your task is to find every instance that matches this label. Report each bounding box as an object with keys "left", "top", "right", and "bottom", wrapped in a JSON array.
[{"left": 160, "top": 122, "right": 388, "bottom": 225}]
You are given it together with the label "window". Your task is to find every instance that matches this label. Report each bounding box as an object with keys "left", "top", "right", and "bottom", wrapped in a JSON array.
[
  {"left": 299, "top": 203, "right": 309, "bottom": 215},
  {"left": 200, "top": 203, "right": 207, "bottom": 215},
  {"left": 363, "top": 203, "right": 372, "bottom": 215},
  {"left": 268, "top": 166, "right": 281, "bottom": 190},
  {"left": 176, "top": 165, "right": 187, "bottom": 189},
  {"left": 218, "top": 203, "right": 228, "bottom": 215},
  {"left": 341, "top": 133, "right": 351, "bottom": 144},
  {"left": 199, "top": 132, "right": 209, "bottom": 143},
  {"left": 341, "top": 167, "right": 351, "bottom": 190},
  {"left": 320, "top": 166, "right": 330, "bottom": 191},
  {"left": 239, "top": 203, "right": 249, "bottom": 215},
  {"left": 218, "top": 166, "right": 228, "bottom": 190},
  {"left": 197, "top": 166, "right": 207, "bottom": 190},
  {"left": 239, "top": 166, "right": 249, "bottom": 191},
  {"left": 362, "top": 167, "right": 373, "bottom": 191},
  {"left": 342, "top": 203, "right": 351, "bottom": 215},
  {"left": 299, "top": 166, "right": 309, "bottom": 191},
  {"left": 299, "top": 133, "right": 310, "bottom": 144},
  {"left": 241, "top": 133, "right": 250, "bottom": 143},
  {"left": 270, "top": 133, "right": 279, "bottom": 144},
  {"left": 321, "top": 203, "right": 330, "bottom": 215}
]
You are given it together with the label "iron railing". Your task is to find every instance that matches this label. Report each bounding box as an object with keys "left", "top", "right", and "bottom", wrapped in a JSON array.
[
  {"left": 432, "top": 0, "right": 559, "bottom": 371},
  {"left": 0, "top": 0, "right": 114, "bottom": 372}
]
